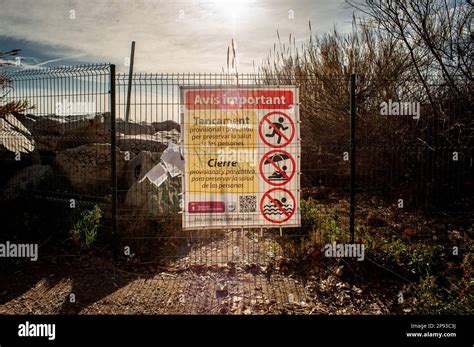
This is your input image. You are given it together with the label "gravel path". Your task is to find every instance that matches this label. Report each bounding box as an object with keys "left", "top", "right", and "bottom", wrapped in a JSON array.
[{"left": 0, "top": 230, "right": 391, "bottom": 315}]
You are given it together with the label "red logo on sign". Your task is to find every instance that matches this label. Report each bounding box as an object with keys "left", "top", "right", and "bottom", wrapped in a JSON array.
[
  {"left": 259, "top": 111, "right": 295, "bottom": 148},
  {"left": 260, "top": 188, "right": 296, "bottom": 224},
  {"left": 189, "top": 201, "right": 225, "bottom": 213},
  {"left": 260, "top": 149, "right": 296, "bottom": 186}
]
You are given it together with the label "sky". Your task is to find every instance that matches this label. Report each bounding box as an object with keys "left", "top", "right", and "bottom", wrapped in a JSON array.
[{"left": 0, "top": 0, "right": 354, "bottom": 73}]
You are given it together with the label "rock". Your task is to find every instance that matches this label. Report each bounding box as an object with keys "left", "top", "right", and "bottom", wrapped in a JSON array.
[
  {"left": 115, "top": 119, "right": 155, "bottom": 135},
  {"left": 119, "top": 152, "right": 181, "bottom": 251},
  {"left": 154, "top": 129, "right": 181, "bottom": 143},
  {"left": 152, "top": 120, "right": 180, "bottom": 132},
  {"left": 123, "top": 172, "right": 181, "bottom": 216},
  {"left": 116, "top": 134, "right": 166, "bottom": 154},
  {"left": 116, "top": 131, "right": 179, "bottom": 154},
  {"left": 124, "top": 151, "right": 161, "bottom": 189},
  {"left": 3, "top": 164, "right": 53, "bottom": 200},
  {"left": 55, "top": 143, "right": 130, "bottom": 196},
  {"left": 0, "top": 113, "right": 35, "bottom": 153},
  {"left": 30, "top": 113, "right": 109, "bottom": 151},
  {"left": 154, "top": 129, "right": 180, "bottom": 143},
  {"left": 6, "top": 113, "right": 180, "bottom": 152}
]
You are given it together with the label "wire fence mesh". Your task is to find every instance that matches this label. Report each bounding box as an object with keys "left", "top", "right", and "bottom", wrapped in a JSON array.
[
  {"left": 0, "top": 66, "right": 471, "bottom": 266},
  {"left": 0, "top": 64, "right": 113, "bottom": 247},
  {"left": 114, "top": 73, "right": 350, "bottom": 263}
]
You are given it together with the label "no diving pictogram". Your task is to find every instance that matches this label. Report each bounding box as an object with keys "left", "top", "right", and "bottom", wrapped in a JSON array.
[
  {"left": 260, "top": 149, "right": 296, "bottom": 186},
  {"left": 259, "top": 111, "right": 295, "bottom": 148},
  {"left": 260, "top": 188, "right": 296, "bottom": 224}
]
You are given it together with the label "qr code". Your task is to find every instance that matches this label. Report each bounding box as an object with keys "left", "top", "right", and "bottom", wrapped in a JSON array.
[{"left": 239, "top": 195, "right": 257, "bottom": 212}]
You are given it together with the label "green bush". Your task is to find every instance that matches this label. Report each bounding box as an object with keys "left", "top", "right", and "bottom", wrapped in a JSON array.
[
  {"left": 71, "top": 204, "right": 103, "bottom": 248},
  {"left": 294, "top": 198, "right": 349, "bottom": 244},
  {"left": 364, "top": 234, "right": 473, "bottom": 314},
  {"left": 408, "top": 264, "right": 473, "bottom": 315},
  {"left": 299, "top": 198, "right": 320, "bottom": 237},
  {"left": 319, "top": 215, "right": 348, "bottom": 244},
  {"left": 379, "top": 240, "right": 445, "bottom": 276}
]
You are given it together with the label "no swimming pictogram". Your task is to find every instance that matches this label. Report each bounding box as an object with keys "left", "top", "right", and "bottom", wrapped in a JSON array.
[{"left": 260, "top": 188, "right": 296, "bottom": 224}]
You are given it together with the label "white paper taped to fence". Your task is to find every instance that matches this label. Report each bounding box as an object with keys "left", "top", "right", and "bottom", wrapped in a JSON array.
[
  {"left": 181, "top": 86, "right": 301, "bottom": 230},
  {"left": 160, "top": 142, "right": 184, "bottom": 177},
  {"left": 141, "top": 162, "right": 168, "bottom": 187}
]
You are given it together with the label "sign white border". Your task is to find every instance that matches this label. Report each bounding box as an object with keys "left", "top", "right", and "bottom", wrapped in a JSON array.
[{"left": 180, "top": 85, "right": 301, "bottom": 230}]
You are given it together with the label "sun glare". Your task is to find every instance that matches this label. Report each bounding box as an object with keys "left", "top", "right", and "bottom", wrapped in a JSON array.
[{"left": 210, "top": 0, "right": 257, "bottom": 19}]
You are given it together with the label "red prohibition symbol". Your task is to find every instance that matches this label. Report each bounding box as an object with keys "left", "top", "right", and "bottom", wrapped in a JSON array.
[
  {"left": 260, "top": 188, "right": 296, "bottom": 224},
  {"left": 259, "top": 149, "right": 296, "bottom": 186},
  {"left": 258, "top": 111, "right": 295, "bottom": 148}
]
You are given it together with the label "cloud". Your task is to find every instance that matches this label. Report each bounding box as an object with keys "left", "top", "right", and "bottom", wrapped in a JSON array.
[{"left": 0, "top": 0, "right": 353, "bottom": 72}]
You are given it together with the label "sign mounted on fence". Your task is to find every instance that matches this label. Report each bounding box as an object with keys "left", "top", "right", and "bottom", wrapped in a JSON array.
[{"left": 181, "top": 86, "right": 300, "bottom": 230}]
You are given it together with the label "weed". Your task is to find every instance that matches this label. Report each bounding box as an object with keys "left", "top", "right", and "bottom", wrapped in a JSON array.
[
  {"left": 299, "top": 198, "right": 319, "bottom": 237},
  {"left": 71, "top": 204, "right": 103, "bottom": 248}
]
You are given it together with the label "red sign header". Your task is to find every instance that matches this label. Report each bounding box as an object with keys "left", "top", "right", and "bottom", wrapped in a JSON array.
[{"left": 185, "top": 89, "right": 294, "bottom": 110}]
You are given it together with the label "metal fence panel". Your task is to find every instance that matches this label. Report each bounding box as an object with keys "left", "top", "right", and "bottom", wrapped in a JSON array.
[
  {"left": 0, "top": 67, "right": 471, "bottom": 265},
  {"left": 114, "top": 73, "right": 351, "bottom": 262},
  {"left": 0, "top": 64, "right": 114, "bottom": 247}
]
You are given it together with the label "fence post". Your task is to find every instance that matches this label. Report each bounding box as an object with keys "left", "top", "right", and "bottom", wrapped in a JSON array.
[
  {"left": 350, "top": 73, "right": 356, "bottom": 243},
  {"left": 125, "top": 41, "right": 135, "bottom": 122},
  {"left": 110, "top": 64, "right": 118, "bottom": 261}
]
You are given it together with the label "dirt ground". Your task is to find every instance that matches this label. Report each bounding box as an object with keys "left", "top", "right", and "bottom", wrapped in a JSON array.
[{"left": 0, "top": 229, "right": 393, "bottom": 315}]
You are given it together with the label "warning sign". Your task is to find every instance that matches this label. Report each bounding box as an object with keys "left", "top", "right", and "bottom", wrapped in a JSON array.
[
  {"left": 260, "top": 150, "right": 296, "bottom": 186},
  {"left": 181, "top": 86, "right": 300, "bottom": 230},
  {"left": 259, "top": 111, "right": 295, "bottom": 148},
  {"left": 260, "top": 188, "right": 296, "bottom": 224}
]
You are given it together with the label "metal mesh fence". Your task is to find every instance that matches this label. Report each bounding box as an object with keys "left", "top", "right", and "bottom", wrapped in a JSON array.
[
  {"left": 0, "top": 64, "right": 113, "bottom": 246},
  {"left": 114, "top": 73, "right": 351, "bottom": 263},
  {"left": 0, "top": 67, "right": 471, "bottom": 265},
  {"left": 354, "top": 78, "right": 473, "bottom": 244}
]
